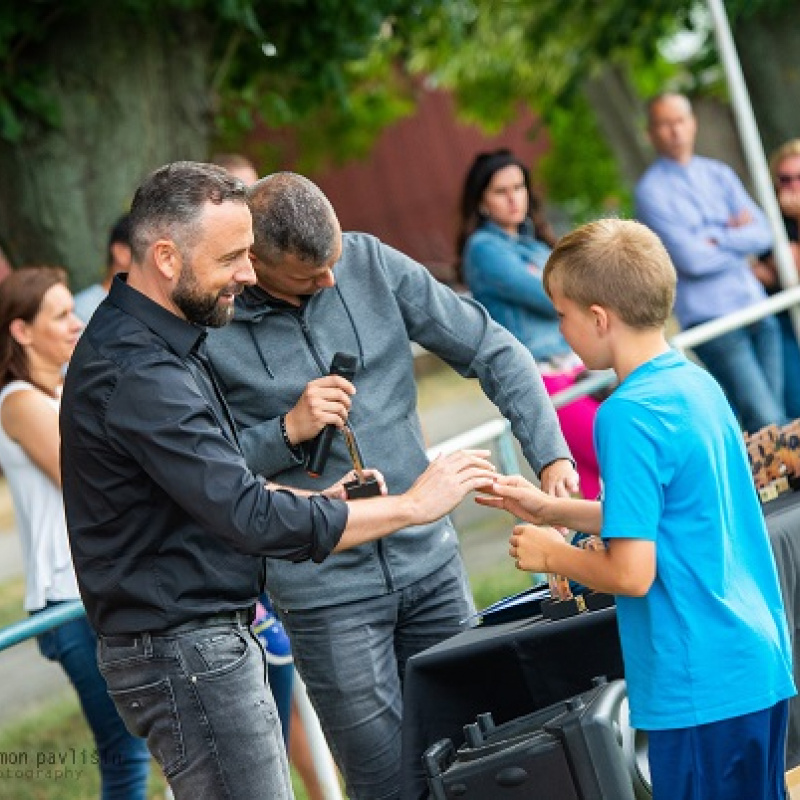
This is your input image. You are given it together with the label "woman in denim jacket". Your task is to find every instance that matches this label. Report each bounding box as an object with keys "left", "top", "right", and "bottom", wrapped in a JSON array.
[{"left": 457, "top": 149, "right": 602, "bottom": 498}]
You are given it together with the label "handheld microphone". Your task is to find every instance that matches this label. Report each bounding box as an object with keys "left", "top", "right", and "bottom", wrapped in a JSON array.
[{"left": 306, "top": 352, "right": 358, "bottom": 478}]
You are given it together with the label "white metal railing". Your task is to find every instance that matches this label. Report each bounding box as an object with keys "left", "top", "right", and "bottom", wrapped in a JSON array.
[
  {"left": 670, "top": 284, "right": 800, "bottom": 352},
  {"left": 415, "top": 284, "right": 800, "bottom": 413},
  {"left": 293, "top": 673, "right": 343, "bottom": 800},
  {"left": 553, "top": 284, "right": 800, "bottom": 411}
]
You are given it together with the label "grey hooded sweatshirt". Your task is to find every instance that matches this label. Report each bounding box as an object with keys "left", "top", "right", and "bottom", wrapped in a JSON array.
[{"left": 206, "top": 232, "right": 571, "bottom": 610}]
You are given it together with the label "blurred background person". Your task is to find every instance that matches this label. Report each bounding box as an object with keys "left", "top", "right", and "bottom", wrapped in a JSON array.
[
  {"left": 0, "top": 266, "right": 151, "bottom": 799},
  {"left": 636, "top": 92, "right": 785, "bottom": 433},
  {"left": 753, "top": 139, "right": 800, "bottom": 419},
  {"left": 456, "top": 149, "right": 602, "bottom": 499},
  {"left": 211, "top": 152, "right": 259, "bottom": 186},
  {"left": 73, "top": 214, "right": 133, "bottom": 324}
]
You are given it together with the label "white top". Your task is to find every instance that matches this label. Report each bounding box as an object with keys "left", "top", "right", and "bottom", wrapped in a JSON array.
[{"left": 0, "top": 381, "right": 79, "bottom": 610}]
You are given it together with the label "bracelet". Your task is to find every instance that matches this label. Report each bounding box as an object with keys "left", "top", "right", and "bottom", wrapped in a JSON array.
[{"left": 279, "top": 415, "right": 304, "bottom": 461}]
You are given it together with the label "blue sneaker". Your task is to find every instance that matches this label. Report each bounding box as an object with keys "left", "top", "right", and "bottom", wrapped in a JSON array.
[{"left": 252, "top": 596, "right": 293, "bottom": 666}]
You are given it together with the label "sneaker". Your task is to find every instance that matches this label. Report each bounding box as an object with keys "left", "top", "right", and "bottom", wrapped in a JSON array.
[{"left": 252, "top": 597, "right": 293, "bottom": 666}]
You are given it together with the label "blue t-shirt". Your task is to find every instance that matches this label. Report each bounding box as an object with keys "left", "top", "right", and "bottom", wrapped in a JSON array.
[{"left": 596, "top": 349, "right": 795, "bottom": 730}]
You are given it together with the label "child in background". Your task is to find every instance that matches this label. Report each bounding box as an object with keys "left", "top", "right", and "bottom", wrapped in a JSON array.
[{"left": 479, "top": 219, "right": 795, "bottom": 800}]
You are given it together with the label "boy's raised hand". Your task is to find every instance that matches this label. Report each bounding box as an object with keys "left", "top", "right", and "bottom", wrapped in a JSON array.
[
  {"left": 509, "top": 523, "right": 565, "bottom": 573},
  {"left": 475, "top": 474, "right": 553, "bottom": 524}
]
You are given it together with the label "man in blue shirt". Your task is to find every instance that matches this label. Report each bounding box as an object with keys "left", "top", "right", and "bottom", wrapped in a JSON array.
[
  {"left": 635, "top": 92, "right": 786, "bottom": 433},
  {"left": 73, "top": 214, "right": 133, "bottom": 324}
]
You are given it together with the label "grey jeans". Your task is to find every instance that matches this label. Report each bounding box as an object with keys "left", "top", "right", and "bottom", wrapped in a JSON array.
[
  {"left": 97, "top": 615, "right": 291, "bottom": 800},
  {"left": 278, "top": 555, "right": 475, "bottom": 800}
]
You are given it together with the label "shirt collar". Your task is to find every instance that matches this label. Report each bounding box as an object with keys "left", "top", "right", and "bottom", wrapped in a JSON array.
[{"left": 107, "top": 274, "right": 206, "bottom": 359}]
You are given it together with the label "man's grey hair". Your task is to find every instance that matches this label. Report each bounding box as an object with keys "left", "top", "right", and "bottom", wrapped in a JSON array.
[
  {"left": 248, "top": 172, "right": 339, "bottom": 267},
  {"left": 128, "top": 161, "right": 248, "bottom": 263}
]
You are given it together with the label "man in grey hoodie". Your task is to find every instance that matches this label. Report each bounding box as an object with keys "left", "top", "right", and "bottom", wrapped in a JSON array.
[{"left": 206, "top": 172, "right": 577, "bottom": 800}]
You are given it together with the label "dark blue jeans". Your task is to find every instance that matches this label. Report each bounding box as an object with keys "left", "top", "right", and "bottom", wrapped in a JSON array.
[
  {"left": 279, "top": 555, "right": 475, "bottom": 800},
  {"left": 97, "top": 615, "right": 291, "bottom": 800},
  {"left": 778, "top": 312, "right": 800, "bottom": 419},
  {"left": 693, "top": 316, "right": 787, "bottom": 433},
  {"left": 35, "top": 610, "right": 151, "bottom": 800},
  {"left": 268, "top": 662, "right": 294, "bottom": 748}
]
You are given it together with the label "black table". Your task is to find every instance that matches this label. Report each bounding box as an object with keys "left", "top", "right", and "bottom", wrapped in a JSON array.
[
  {"left": 764, "top": 490, "right": 800, "bottom": 770},
  {"left": 400, "top": 490, "right": 800, "bottom": 800},
  {"left": 400, "top": 605, "right": 624, "bottom": 800}
]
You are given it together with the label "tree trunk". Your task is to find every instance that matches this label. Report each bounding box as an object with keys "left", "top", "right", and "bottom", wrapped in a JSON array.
[
  {"left": 0, "top": 7, "right": 214, "bottom": 289},
  {"left": 734, "top": 4, "right": 800, "bottom": 158},
  {"left": 583, "top": 65, "right": 651, "bottom": 187}
]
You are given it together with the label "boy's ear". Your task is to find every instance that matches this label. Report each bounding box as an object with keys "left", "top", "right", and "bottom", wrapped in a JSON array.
[{"left": 589, "top": 304, "right": 609, "bottom": 334}]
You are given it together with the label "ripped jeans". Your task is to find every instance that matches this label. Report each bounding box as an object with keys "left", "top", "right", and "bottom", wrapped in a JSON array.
[{"left": 97, "top": 613, "right": 291, "bottom": 800}]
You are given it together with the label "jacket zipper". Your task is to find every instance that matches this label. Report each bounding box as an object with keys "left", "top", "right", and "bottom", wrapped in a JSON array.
[{"left": 294, "top": 308, "right": 395, "bottom": 593}]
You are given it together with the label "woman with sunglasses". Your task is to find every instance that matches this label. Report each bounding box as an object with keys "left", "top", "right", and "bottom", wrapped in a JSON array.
[
  {"left": 0, "top": 266, "right": 151, "bottom": 798},
  {"left": 753, "top": 140, "right": 800, "bottom": 418}
]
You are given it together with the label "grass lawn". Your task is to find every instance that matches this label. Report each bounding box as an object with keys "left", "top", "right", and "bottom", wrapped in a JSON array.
[
  {"left": 0, "top": 575, "right": 25, "bottom": 630},
  {"left": 0, "top": 696, "right": 314, "bottom": 800}
]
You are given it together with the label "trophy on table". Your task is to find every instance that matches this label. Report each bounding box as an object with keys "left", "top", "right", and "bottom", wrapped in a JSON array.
[{"left": 540, "top": 534, "right": 614, "bottom": 621}]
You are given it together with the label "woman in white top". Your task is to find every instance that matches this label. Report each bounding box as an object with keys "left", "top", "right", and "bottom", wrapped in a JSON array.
[{"left": 0, "top": 266, "right": 150, "bottom": 799}]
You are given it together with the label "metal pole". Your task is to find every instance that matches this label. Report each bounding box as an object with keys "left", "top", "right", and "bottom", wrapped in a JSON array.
[
  {"left": 670, "top": 284, "right": 800, "bottom": 351},
  {"left": 292, "top": 670, "right": 344, "bottom": 800},
  {"left": 706, "top": 0, "right": 800, "bottom": 342}
]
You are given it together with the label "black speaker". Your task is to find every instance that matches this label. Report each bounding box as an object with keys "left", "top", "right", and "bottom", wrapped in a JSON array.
[{"left": 423, "top": 677, "right": 652, "bottom": 800}]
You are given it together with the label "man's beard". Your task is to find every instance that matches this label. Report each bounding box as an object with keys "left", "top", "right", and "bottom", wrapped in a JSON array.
[{"left": 172, "top": 261, "right": 237, "bottom": 328}]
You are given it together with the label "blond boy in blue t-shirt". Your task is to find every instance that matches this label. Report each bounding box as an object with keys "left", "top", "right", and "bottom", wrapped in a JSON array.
[{"left": 479, "top": 219, "right": 795, "bottom": 800}]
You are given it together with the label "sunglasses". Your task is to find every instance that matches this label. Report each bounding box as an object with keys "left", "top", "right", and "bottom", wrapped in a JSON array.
[{"left": 777, "top": 173, "right": 800, "bottom": 186}]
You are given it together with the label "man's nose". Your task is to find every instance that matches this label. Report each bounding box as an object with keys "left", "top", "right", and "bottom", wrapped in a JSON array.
[
  {"left": 235, "top": 254, "right": 257, "bottom": 286},
  {"left": 316, "top": 269, "right": 335, "bottom": 289}
]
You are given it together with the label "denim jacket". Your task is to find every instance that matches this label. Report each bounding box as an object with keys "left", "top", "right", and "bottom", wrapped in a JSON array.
[{"left": 462, "top": 220, "right": 571, "bottom": 362}]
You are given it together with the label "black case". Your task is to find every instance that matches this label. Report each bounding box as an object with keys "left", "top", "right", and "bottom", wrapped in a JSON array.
[{"left": 424, "top": 677, "right": 650, "bottom": 800}]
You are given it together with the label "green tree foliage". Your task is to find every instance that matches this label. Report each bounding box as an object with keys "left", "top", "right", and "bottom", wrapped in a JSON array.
[
  {"left": 402, "top": 1, "right": 694, "bottom": 219},
  {"left": 0, "top": 0, "right": 447, "bottom": 285},
  {"left": 0, "top": 0, "right": 438, "bottom": 146},
  {"left": 536, "top": 97, "right": 633, "bottom": 223},
  {"left": 1, "top": 0, "right": 796, "bottom": 280},
  {"left": 410, "top": 0, "right": 797, "bottom": 218}
]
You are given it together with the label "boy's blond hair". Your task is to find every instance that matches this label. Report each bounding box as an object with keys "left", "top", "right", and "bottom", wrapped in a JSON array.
[{"left": 543, "top": 219, "right": 676, "bottom": 329}]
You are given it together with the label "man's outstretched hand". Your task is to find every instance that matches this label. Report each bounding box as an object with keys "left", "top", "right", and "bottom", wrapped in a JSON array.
[{"left": 403, "top": 450, "right": 496, "bottom": 525}]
